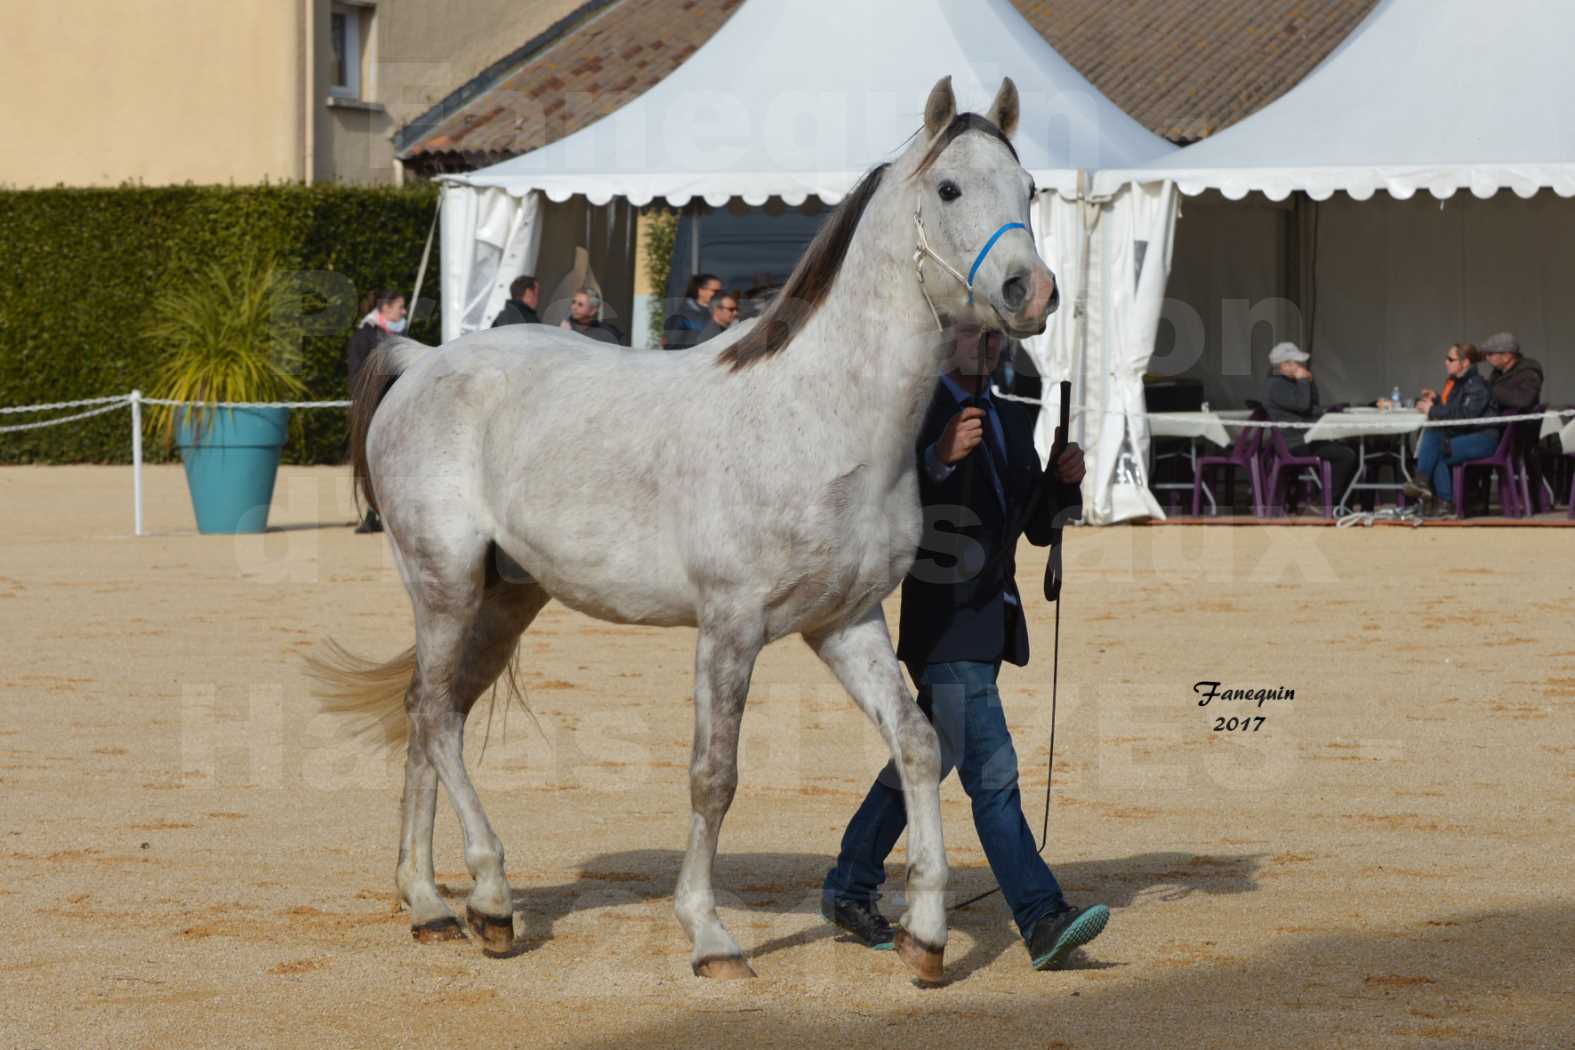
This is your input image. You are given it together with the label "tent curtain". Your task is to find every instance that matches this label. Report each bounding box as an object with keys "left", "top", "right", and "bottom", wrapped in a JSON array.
[
  {"left": 1087, "top": 181, "right": 1179, "bottom": 524},
  {"left": 440, "top": 186, "right": 543, "bottom": 342},
  {"left": 1022, "top": 190, "right": 1087, "bottom": 469}
]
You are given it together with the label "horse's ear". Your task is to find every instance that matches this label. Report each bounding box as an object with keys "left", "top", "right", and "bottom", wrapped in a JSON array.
[
  {"left": 987, "top": 77, "right": 1020, "bottom": 139},
  {"left": 924, "top": 76, "right": 956, "bottom": 140}
]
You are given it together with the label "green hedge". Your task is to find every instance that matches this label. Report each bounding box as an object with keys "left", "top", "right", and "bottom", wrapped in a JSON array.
[{"left": 0, "top": 184, "right": 440, "bottom": 464}]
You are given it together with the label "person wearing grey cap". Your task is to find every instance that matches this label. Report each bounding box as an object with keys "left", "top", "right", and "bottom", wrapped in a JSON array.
[
  {"left": 1480, "top": 332, "right": 1544, "bottom": 411},
  {"left": 1262, "top": 342, "right": 1357, "bottom": 510}
]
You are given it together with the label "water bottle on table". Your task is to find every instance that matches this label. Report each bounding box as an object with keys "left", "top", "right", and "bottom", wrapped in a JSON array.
[{"left": 1389, "top": 385, "right": 1402, "bottom": 412}]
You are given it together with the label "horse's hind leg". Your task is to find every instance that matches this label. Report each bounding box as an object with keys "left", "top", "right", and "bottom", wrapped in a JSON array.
[
  {"left": 677, "top": 618, "right": 763, "bottom": 979},
  {"left": 404, "top": 549, "right": 548, "bottom": 955},
  {"left": 805, "top": 605, "right": 948, "bottom": 982}
]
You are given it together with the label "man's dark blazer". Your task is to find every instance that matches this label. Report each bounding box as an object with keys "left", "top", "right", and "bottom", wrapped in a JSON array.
[{"left": 897, "top": 380, "right": 1079, "bottom": 670}]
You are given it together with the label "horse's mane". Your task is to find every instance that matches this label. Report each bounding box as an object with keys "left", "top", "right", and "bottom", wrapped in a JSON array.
[
  {"left": 717, "top": 163, "right": 888, "bottom": 372},
  {"left": 717, "top": 113, "right": 1016, "bottom": 373}
]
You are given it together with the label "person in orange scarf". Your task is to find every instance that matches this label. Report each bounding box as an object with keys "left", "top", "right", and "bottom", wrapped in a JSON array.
[{"left": 1405, "top": 342, "right": 1495, "bottom": 510}]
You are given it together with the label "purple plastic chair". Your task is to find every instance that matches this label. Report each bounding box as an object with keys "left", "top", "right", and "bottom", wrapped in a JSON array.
[
  {"left": 1263, "top": 427, "right": 1333, "bottom": 517},
  {"left": 1452, "top": 418, "right": 1522, "bottom": 519},
  {"left": 1192, "top": 412, "right": 1266, "bottom": 517},
  {"left": 1567, "top": 454, "right": 1574, "bottom": 520}
]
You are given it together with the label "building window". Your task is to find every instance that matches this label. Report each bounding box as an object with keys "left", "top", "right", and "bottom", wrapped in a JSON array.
[{"left": 330, "top": 3, "right": 372, "bottom": 99}]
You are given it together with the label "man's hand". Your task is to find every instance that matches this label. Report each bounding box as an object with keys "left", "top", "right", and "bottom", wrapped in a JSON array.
[
  {"left": 937, "top": 407, "right": 986, "bottom": 465},
  {"left": 1054, "top": 442, "right": 1085, "bottom": 485},
  {"left": 1420, "top": 387, "right": 1437, "bottom": 400},
  {"left": 1294, "top": 364, "right": 1313, "bottom": 381}
]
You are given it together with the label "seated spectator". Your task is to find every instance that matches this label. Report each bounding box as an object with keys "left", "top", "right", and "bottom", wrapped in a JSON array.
[
  {"left": 492, "top": 275, "right": 540, "bottom": 327},
  {"left": 1404, "top": 342, "right": 1496, "bottom": 508},
  {"left": 1480, "top": 332, "right": 1544, "bottom": 411},
  {"left": 662, "top": 273, "right": 721, "bottom": 349},
  {"left": 1262, "top": 342, "right": 1357, "bottom": 507},
  {"left": 696, "top": 291, "right": 740, "bottom": 344},
  {"left": 560, "top": 288, "right": 624, "bottom": 345}
]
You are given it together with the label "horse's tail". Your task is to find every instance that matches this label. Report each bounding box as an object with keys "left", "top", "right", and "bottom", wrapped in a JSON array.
[
  {"left": 350, "top": 336, "right": 433, "bottom": 515},
  {"left": 303, "top": 639, "right": 416, "bottom": 750}
]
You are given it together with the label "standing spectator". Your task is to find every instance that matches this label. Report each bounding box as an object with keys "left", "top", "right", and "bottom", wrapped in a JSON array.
[
  {"left": 662, "top": 273, "right": 722, "bottom": 349},
  {"left": 1404, "top": 342, "right": 1496, "bottom": 509},
  {"left": 345, "top": 289, "right": 405, "bottom": 534},
  {"left": 696, "top": 292, "right": 740, "bottom": 344},
  {"left": 346, "top": 289, "right": 406, "bottom": 387},
  {"left": 1480, "top": 332, "right": 1544, "bottom": 410},
  {"left": 492, "top": 275, "right": 540, "bottom": 327},
  {"left": 1261, "top": 342, "right": 1357, "bottom": 507},
  {"left": 559, "top": 288, "right": 624, "bottom": 345}
]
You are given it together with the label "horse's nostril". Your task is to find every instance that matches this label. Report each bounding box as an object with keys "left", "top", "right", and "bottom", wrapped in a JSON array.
[{"left": 1002, "top": 274, "right": 1028, "bottom": 311}]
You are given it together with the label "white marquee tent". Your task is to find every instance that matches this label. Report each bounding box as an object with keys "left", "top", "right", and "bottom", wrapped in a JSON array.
[
  {"left": 1095, "top": 0, "right": 1575, "bottom": 457},
  {"left": 436, "top": 0, "right": 1176, "bottom": 522}
]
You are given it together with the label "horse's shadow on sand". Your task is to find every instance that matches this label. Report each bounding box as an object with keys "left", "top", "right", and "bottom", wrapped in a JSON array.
[{"left": 492, "top": 849, "right": 1263, "bottom": 982}]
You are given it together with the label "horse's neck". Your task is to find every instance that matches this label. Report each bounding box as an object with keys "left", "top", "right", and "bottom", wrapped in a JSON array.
[{"left": 782, "top": 200, "right": 947, "bottom": 472}]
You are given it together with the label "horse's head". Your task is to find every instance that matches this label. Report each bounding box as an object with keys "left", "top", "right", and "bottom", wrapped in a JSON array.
[{"left": 900, "top": 76, "right": 1056, "bottom": 339}]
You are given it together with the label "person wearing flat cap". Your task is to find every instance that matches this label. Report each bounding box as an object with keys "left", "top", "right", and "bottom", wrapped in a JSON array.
[
  {"left": 1262, "top": 342, "right": 1357, "bottom": 508},
  {"left": 1479, "top": 332, "right": 1544, "bottom": 412}
]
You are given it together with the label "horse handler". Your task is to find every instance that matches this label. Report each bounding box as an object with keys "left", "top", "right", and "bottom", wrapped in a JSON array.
[{"left": 821, "top": 323, "right": 1110, "bottom": 971}]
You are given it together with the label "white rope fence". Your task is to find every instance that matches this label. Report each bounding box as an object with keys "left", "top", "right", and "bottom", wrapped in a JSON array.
[
  {"left": 1, "top": 388, "right": 1570, "bottom": 536},
  {"left": 0, "top": 391, "right": 352, "bottom": 536},
  {"left": 991, "top": 387, "right": 1575, "bottom": 431}
]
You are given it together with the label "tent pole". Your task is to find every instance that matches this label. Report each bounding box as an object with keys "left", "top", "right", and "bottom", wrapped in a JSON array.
[
  {"left": 1075, "top": 169, "right": 1095, "bottom": 449},
  {"left": 689, "top": 200, "right": 702, "bottom": 278}
]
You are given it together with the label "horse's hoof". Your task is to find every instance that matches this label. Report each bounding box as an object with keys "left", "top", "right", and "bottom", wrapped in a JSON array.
[
  {"left": 692, "top": 955, "right": 757, "bottom": 980},
  {"left": 466, "top": 906, "right": 515, "bottom": 957},
  {"left": 411, "top": 916, "right": 467, "bottom": 944},
  {"left": 893, "top": 927, "right": 945, "bottom": 984}
]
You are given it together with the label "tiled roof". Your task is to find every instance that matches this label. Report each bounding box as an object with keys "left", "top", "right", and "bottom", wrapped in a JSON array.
[
  {"left": 399, "top": 0, "right": 1378, "bottom": 173},
  {"left": 1013, "top": 0, "right": 1378, "bottom": 142},
  {"left": 400, "top": 0, "right": 743, "bottom": 172}
]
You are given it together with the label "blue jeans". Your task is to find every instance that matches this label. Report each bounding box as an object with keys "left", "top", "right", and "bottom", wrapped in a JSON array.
[
  {"left": 1415, "top": 429, "right": 1500, "bottom": 501},
  {"left": 822, "top": 660, "right": 1067, "bottom": 939}
]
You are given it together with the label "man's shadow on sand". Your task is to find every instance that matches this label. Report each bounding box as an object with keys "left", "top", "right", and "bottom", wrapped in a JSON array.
[{"left": 489, "top": 849, "right": 1263, "bottom": 982}]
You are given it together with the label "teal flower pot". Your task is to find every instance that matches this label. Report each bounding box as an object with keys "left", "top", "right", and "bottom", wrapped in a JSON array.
[{"left": 175, "top": 407, "right": 290, "bottom": 534}]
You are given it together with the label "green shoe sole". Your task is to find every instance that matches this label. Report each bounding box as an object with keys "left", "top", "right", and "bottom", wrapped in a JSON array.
[
  {"left": 1031, "top": 905, "right": 1110, "bottom": 971},
  {"left": 819, "top": 903, "right": 895, "bottom": 951}
]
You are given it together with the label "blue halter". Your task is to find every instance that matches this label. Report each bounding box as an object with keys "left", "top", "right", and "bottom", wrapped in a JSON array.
[
  {"left": 966, "top": 222, "right": 1028, "bottom": 305},
  {"left": 913, "top": 205, "right": 1031, "bottom": 331}
]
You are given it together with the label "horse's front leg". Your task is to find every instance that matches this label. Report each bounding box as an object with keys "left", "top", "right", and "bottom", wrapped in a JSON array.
[
  {"left": 805, "top": 605, "right": 948, "bottom": 981},
  {"left": 676, "top": 619, "right": 762, "bottom": 979}
]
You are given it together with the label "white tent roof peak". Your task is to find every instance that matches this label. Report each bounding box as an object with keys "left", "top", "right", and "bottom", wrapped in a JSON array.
[
  {"left": 1099, "top": 0, "right": 1575, "bottom": 201},
  {"left": 441, "top": 0, "right": 1170, "bottom": 206}
]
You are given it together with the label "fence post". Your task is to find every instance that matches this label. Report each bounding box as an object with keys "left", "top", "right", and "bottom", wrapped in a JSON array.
[{"left": 130, "top": 390, "right": 144, "bottom": 537}]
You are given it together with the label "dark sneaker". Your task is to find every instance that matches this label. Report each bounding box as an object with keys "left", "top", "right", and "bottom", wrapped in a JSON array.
[
  {"left": 1402, "top": 479, "right": 1433, "bottom": 501},
  {"left": 1026, "top": 903, "right": 1110, "bottom": 971},
  {"left": 820, "top": 897, "right": 895, "bottom": 950},
  {"left": 354, "top": 510, "right": 383, "bottom": 534}
]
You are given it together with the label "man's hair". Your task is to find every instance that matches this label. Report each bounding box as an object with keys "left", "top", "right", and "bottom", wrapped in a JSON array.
[
  {"left": 1480, "top": 331, "right": 1520, "bottom": 356},
  {"left": 510, "top": 275, "right": 537, "bottom": 300},
  {"left": 684, "top": 273, "right": 721, "bottom": 299}
]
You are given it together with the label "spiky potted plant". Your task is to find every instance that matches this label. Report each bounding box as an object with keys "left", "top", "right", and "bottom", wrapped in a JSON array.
[{"left": 147, "top": 255, "right": 307, "bottom": 534}]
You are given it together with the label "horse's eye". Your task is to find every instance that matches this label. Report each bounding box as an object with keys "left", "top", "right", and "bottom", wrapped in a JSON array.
[{"left": 938, "top": 180, "right": 961, "bottom": 202}]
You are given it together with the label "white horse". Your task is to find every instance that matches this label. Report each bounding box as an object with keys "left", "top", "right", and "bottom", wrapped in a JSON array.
[{"left": 312, "top": 76, "right": 1056, "bottom": 983}]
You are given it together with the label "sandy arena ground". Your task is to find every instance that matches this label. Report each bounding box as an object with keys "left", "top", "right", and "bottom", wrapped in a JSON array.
[{"left": 1, "top": 464, "right": 1572, "bottom": 1049}]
